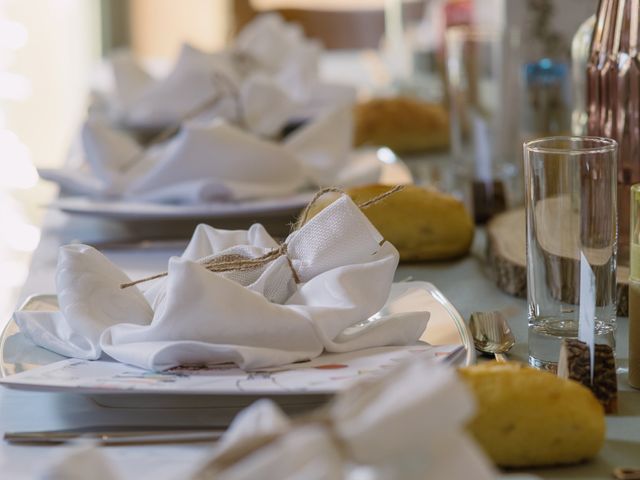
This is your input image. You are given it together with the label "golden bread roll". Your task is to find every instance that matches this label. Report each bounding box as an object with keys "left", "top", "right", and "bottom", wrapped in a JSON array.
[
  {"left": 298, "top": 184, "right": 474, "bottom": 261},
  {"left": 353, "top": 96, "right": 449, "bottom": 154},
  {"left": 459, "top": 362, "right": 605, "bottom": 468}
]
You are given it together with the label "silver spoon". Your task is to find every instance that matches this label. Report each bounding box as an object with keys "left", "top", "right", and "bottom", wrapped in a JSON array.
[{"left": 469, "top": 311, "right": 516, "bottom": 362}]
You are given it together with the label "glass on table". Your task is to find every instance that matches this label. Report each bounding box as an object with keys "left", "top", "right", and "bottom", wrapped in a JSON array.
[
  {"left": 445, "top": 26, "right": 520, "bottom": 224},
  {"left": 524, "top": 136, "right": 617, "bottom": 371}
]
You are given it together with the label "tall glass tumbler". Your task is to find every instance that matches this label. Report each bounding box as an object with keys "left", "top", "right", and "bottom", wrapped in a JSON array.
[
  {"left": 524, "top": 136, "right": 617, "bottom": 371},
  {"left": 446, "top": 26, "right": 520, "bottom": 224}
]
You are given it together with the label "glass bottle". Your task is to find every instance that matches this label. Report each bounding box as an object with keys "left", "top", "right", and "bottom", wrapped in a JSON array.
[
  {"left": 587, "top": 0, "right": 640, "bottom": 266},
  {"left": 571, "top": 15, "right": 595, "bottom": 136},
  {"left": 630, "top": 184, "right": 640, "bottom": 388}
]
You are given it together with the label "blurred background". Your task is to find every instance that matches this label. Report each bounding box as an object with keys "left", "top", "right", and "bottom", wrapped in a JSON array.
[{"left": 0, "top": 0, "right": 598, "bottom": 321}]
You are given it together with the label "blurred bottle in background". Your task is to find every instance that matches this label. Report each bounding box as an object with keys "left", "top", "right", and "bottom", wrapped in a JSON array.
[
  {"left": 445, "top": 25, "right": 520, "bottom": 223},
  {"left": 468, "top": 0, "right": 597, "bottom": 213},
  {"left": 383, "top": 0, "right": 472, "bottom": 102},
  {"left": 571, "top": 15, "right": 595, "bottom": 136},
  {"left": 522, "top": 59, "right": 570, "bottom": 138},
  {"left": 586, "top": 0, "right": 640, "bottom": 268},
  {"left": 519, "top": 0, "right": 573, "bottom": 143}
]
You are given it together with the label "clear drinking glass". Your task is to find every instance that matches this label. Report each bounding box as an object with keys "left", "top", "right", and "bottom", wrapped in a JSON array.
[
  {"left": 446, "top": 26, "right": 520, "bottom": 224},
  {"left": 524, "top": 136, "right": 617, "bottom": 371}
]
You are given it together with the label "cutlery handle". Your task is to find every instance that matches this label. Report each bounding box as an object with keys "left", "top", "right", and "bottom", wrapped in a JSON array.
[
  {"left": 613, "top": 468, "right": 640, "bottom": 480},
  {"left": 494, "top": 353, "right": 508, "bottom": 363}
]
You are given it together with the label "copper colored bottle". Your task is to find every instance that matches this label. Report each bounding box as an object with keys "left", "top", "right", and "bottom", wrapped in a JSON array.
[{"left": 587, "top": 0, "right": 640, "bottom": 266}]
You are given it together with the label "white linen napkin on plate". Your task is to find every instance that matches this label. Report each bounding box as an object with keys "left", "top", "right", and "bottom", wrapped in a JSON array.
[
  {"left": 119, "top": 45, "right": 238, "bottom": 130},
  {"left": 39, "top": 105, "right": 363, "bottom": 203},
  {"left": 111, "top": 14, "right": 348, "bottom": 131},
  {"left": 38, "top": 360, "right": 497, "bottom": 480},
  {"left": 15, "top": 194, "right": 427, "bottom": 371},
  {"left": 39, "top": 14, "right": 361, "bottom": 205},
  {"left": 103, "top": 13, "right": 356, "bottom": 134}
]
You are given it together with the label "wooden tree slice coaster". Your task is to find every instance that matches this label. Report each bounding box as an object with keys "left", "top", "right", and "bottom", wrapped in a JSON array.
[{"left": 485, "top": 208, "right": 628, "bottom": 316}]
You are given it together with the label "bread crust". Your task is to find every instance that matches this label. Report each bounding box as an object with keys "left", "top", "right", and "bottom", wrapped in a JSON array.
[
  {"left": 299, "top": 184, "right": 474, "bottom": 261},
  {"left": 354, "top": 97, "right": 450, "bottom": 154},
  {"left": 459, "top": 362, "right": 606, "bottom": 467}
]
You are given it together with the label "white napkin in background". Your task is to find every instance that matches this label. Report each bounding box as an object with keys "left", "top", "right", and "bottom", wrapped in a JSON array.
[
  {"left": 109, "top": 50, "right": 152, "bottom": 110},
  {"left": 235, "top": 14, "right": 319, "bottom": 74},
  {"left": 235, "top": 14, "right": 320, "bottom": 102},
  {"left": 233, "top": 14, "right": 356, "bottom": 120},
  {"left": 124, "top": 119, "right": 306, "bottom": 203},
  {"left": 284, "top": 104, "right": 353, "bottom": 186},
  {"left": 81, "top": 117, "right": 142, "bottom": 182},
  {"left": 16, "top": 195, "right": 427, "bottom": 371},
  {"left": 39, "top": 14, "right": 364, "bottom": 205},
  {"left": 107, "top": 13, "right": 354, "bottom": 131},
  {"left": 39, "top": 102, "right": 366, "bottom": 203},
  {"left": 38, "top": 359, "right": 500, "bottom": 480},
  {"left": 240, "top": 72, "right": 297, "bottom": 137},
  {"left": 119, "top": 44, "right": 241, "bottom": 130}
]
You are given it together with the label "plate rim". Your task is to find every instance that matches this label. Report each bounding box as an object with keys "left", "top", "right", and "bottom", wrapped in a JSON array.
[
  {"left": 0, "top": 281, "right": 475, "bottom": 395},
  {"left": 45, "top": 148, "right": 413, "bottom": 220},
  {"left": 51, "top": 192, "right": 315, "bottom": 220}
]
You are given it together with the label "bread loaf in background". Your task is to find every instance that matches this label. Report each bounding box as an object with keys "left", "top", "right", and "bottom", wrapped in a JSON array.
[
  {"left": 298, "top": 184, "right": 474, "bottom": 262},
  {"left": 459, "top": 362, "right": 605, "bottom": 468},
  {"left": 353, "top": 96, "right": 450, "bottom": 154}
]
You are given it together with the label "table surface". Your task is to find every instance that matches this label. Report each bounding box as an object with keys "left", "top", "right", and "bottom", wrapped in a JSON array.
[{"left": 1, "top": 207, "right": 638, "bottom": 479}]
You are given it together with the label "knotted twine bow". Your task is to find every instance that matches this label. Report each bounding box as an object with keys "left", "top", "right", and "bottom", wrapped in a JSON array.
[{"left": 120, "top": 184, "right": 405, "bottom": 289}]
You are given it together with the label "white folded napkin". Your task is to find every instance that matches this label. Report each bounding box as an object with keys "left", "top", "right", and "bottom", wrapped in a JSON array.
[
  {"left": 110, "top": 14, "right": 349, "bottom": 131},
  {"left": 189, "top": 358, "right": 496, "bottom": 480},
  {"left": 39, "top": 14, "right": 360, "bottom": 205},
  {"left": 235, "top": 14, "right": 320, "bottom": 103},
  {"left": 39, "top": 359, "right": 497, "bottom": 480},
  {"left": 119, "top": 45, "right": 237, "bottom": 130},
  {"left": 102, "top": 13, "right": 355, "bottom": 132},
  {"left": 39, "top": 102, "right": 366, "bottom": 203},
  {"left": 16, "top": 194, "right": 427, "bottom": 371}
]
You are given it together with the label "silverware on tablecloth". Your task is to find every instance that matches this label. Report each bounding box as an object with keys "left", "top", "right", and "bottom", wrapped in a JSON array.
[
  {"left": 4, "top": 345, "right": 468, "bottom": 447},
  {"left": 613, "top": 467, "right": 640, "bottom": 480},
  {"left": 4, "top": 426, "right": 225, "bottom": 446},
  {"left": 442, "top": 345, "right": 466, "bottom": 365},
  {"left": 469, "top": 311, "right": 515, "bottom": 362}
]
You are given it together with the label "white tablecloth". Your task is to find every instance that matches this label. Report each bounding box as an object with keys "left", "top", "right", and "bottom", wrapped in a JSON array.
[{"left": 1, "top": 207, "right": 639, "bottom": 479}]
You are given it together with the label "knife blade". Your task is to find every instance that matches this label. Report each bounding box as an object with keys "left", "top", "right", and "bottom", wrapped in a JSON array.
[{"left": 4, "top": 426, "right": 225, "bottom": 446}]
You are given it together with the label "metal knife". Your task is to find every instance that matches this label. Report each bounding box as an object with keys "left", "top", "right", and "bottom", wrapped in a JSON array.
[{"left": 4, "top": 426, "right": 225, "bottom": 446}]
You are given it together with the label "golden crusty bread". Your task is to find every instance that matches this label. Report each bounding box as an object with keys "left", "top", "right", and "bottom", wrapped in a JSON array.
[
  {"left": 298, "top": 184, "right": 474, "bottom": 261},
  {"left": 353, "top": 96, "right": 450, "bottom": 154},
  {"left": 459, "top": 362, "right": 605, "bottom": 468}
]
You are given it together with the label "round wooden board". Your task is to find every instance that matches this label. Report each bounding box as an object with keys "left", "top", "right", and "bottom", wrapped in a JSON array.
[{"left": 486, "top": 208, "right": 629, "bottom": 317}]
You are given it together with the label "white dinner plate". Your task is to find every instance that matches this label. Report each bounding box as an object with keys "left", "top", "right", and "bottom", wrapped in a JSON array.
[
  {"left": 0, "top": 282, "right": 473, "bottom": 406},
  {"left": 48, "top": 148, "right": 413, "bottom": 221}
]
